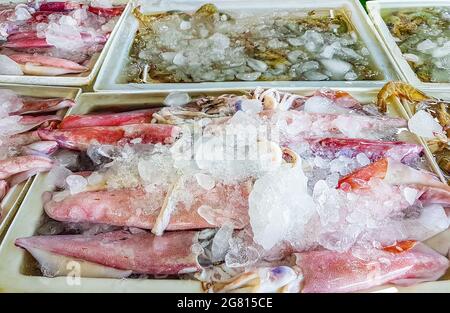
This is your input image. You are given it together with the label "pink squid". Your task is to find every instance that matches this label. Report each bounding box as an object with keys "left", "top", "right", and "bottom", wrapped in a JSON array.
[
  {"left": 11, "top": 98, "right": 74, "bottom": 115},
  {"left": 337, "top": 158, "right": 450, "bottom": 206},
  {"left": 37, "top": 123, "right": 182, "bottom": 150},
  {"left": 59, "top": 109, "right": 159, "bottom": 129},
  {"left": 15, "top": 230, "right": 202, "bottom": 276},
  {"left": 8, "top": 54, "right": 88, "bottom": 76},
  {"left": 296, "top": 241, "right": 449, "bottom": 293},
  {"left": 44, "top": 179, "right": 251, "bottom": 232},
  {"left": 306, "top": 137, "right": 424, "bottom": 164},
  {"left": 0, "top": 155, "right": 53, "bottom": 180}
]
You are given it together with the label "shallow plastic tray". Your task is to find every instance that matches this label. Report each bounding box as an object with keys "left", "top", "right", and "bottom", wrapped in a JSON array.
[
  {"left": 367, "top": 0, "right": 450, "bottom": 91},
  {"left": 0, "top": 84, "right": 81, "bottom": 242},
  {"left": 0, "top": 0, "right": 130, "bottom": 87},
  {"left": 94, "top": 0, "right": 400, "bottom": 91},
  {"left": 0, "top": 87, "right": 448, "bottom": 292}
]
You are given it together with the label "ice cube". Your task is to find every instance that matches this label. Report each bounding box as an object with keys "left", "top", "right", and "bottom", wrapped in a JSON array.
[
  {"left": 0, "top": 89, "right": 23, "bottom": 117},
  {"left": 239, "top": 99, "right": 263, "bottom": 114},
  {"left": 14, "top": 5, "right": 32, "bottom": 21},
  {"left": 356, "top": 153, "right": 370, "bottom": 166},
  {"left": 45, "top": 20, "right": 84, "bottom": 51},
  {"left": 91, "top": 0, "right": 113, "bottom": 8},
  {"left": 320, "top": 59, "right": 352, "bottom": 79},
  {"left": 163, "top": 92, "right": 190, "bottom": 106},
  {"left": 195, "top": 173, "right": 215, "bottom": 190},
  {"left": 408, "top": 110, "right": 443, "bottom": 139},
  {"left": 432, "top": 46, "right": 450, "bottom": 58},
  {"left": 235, "top": 72, "right": 261, "bottom": 81},
  {"left": 303, "top": 71, "right": 329, "bottom": 81},
  {"left": 172, "top": 52, "right": 188, "bottom": 66},
  {"left": 211, "top": 223, "right": 234, "bottom": 263},
  {"left": 303, "top": 96, "right": 333, "bottom": 114},
  {"left": 179, "top": 21, "right": 191, "bottom": 30},
  {"left": 46, "top": 166, "right": 73, "bottom": 189},
  {"left": 209, "top": 33, "right": 230, "bottom": 49},
  {"left": 401, "top": 187, "right": 419, "bottom": 205},
  {"left": 87, "top": 172, "right": 104, "bottom": 186},
  {"left": 66, "top": 175, "right": 88, "bottom": 195},
  {"left": 249, "top": 162, "right": 317, "bottom": 250},
  {"left": 0, "top": 55, "right": 23, "bottom": 76},
  {"left": 344, "top": 71, "right": 358, "bottom": 81},
  {"left": 247, "top": 59, "right": 268, "bottom": 72},
  {"left": 417, "top": 39, "right": 437, "bottom": 53}
]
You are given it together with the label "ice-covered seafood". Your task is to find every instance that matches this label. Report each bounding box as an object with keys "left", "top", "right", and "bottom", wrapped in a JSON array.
[
  {"left": 15, "top": 85, "right": 450, "bottom": 293},
  {"left": 0, "top": 1, "right": 125, "bottom": 77},
  {"left": 383, "top": 7, "right": 450, "bottom": 83},
  {"left": 126, "top": 3, "right": 381, "bottom": 83},
  {"left": 0, "top": 88, "right": 72, "bottom": 214},
  {"left": 380, "top": 82, "right": 450, "bottom": 178}
]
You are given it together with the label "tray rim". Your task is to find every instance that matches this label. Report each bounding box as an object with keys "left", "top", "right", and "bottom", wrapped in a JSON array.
[{"left": 1, "top": 86, "right": 449, "bottom": 292}]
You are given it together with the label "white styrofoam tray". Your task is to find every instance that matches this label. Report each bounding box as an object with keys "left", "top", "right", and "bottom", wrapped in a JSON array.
[
  {"left": 0, "top": 87, "right": 449, "bottom": 292},
  {"left": 0, "top": 84, "right": 81, "bottom": 242},
  {"left": 0, "top": 0, "right": 130, "bottom": 87},
  {"left": 367, "top": 0, "right": 450, "bottom": 91},
  {"left": 94, "top": 0, "right": 400, "bottom": 91}
]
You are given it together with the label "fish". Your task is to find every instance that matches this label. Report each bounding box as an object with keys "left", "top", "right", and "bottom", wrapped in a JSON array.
[
  {"left": 37, "top": 124, "right": 182, "bottom": 150},
  {"left": 15, "top": 230, "right": 202, "bottom": 276}
]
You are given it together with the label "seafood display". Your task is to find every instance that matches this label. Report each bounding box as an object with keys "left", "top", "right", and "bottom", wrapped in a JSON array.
[
  {"left": 379, "top": 82, "right": 450, "bottom": 179},
  {"left": 125, "top": 4, "right": 382, "bottom": 84},
  {"left": 382, "top": 7, "right": 450, "bottom": 83},
  {"left": 0, "top": 1, "right": 125, "bottom": 77},
  {"left": 0, "top": 88, "right": 74, "bottom": 221},
  {"left": 13, "top": 85, "right": 450, "bottom": 293}
]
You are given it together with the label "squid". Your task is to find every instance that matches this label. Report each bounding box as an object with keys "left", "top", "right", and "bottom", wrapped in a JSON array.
[
  {"left": 59, "top": 109, "right": 159, "bottom": 129},
  {"left": 8, "top": 54, "right": 88, "bottom": 76},
  {"left": 337, "top": 158, "right": 450, "bottom": 206},
  {"left": 37, "top": 123, "right": 182, "bottom": 151},
  {"left": 207, "top": 241, "right": 449, "bottom": 293},
  {"left": 306, "top": 137, "right": 424, "bottom": 164},
  {"left": 15, "top": 230, "right": 202, "bottom": 277},
  {"left": 0, "top": 155, "right": 53, "bottom": 180},
  {"left": 11, "top": 98, "right": 74, "bottom": 115},
  {"left": 44, "top": 179, "right": 251, "bottom": 233}
]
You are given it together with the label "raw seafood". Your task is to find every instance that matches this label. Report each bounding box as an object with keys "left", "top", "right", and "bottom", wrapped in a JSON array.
[
  {"left": 59, "top": 109, "right": 158, "bottom": 129},
  {"left": 0, "top": 1, "right": 124, "bottom": 77},
  {"left": 15, "top": 230, "right": 202, "bottom": 276},
  {"left": 127, "top": 4, "right": 381, "bottom": 83},
  {"left": 38, "top": 124, "right": 182, "bottom": 150}
]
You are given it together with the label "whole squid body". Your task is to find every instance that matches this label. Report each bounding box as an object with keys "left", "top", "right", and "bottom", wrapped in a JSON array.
[
  {"left": 305, "top": 137, "right": 424, "bottom": 164},
  {"left": 59, "top": 109, "right": 159, "bottom": 129},
  {"left": 0, "top": 155, "right": 53, "bottom": 180},
  {"left": 37, "top": 123, "right": 182, "bottom": 150},
  {"left": 11, "top": 98, "right": 74, "bottom": 115},
  {"left": 6, "top": 54, "right": 88, "bottom": 76},
  {"left": 15, "top": 230, "right": 202, "bottom": 277},
  {"left": 44, "top": 177, "right": 252, "bottom": 234},
  {"left": 208, "top": 241, "right": 449, "bottom": 293},
  {"left": 338, "top": 158, "right": 450, "bottom": 206}
]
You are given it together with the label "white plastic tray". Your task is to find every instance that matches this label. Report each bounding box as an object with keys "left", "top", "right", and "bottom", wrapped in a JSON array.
[
  {"left": 0, "top": 84, "right": 81, "bottom": 242},
  {"left": 94, "top": 0, "right": 400, "bottom": 91},
  {"left": 0, "top": 87, "right": 448, "bottom": 292},
  {"left": 367, "top": 0, "right": 450, "bottom": 91},
  {"left": 0, "top": 0, "right": 130, "bottom": 87}
]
